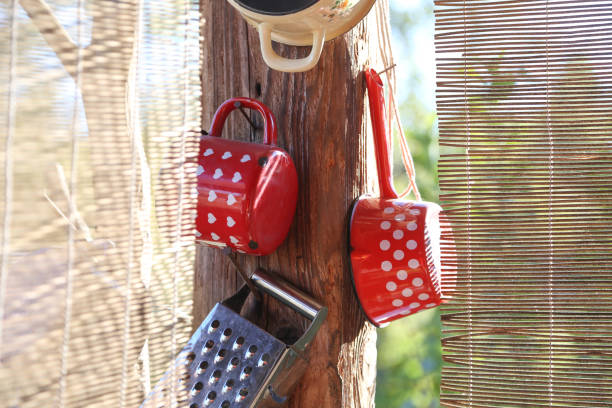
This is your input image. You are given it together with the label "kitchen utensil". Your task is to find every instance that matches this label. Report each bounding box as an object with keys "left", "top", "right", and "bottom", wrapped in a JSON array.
[
  {"left": 226, "top": 0, "right": 376, "bottom": 72},
  {"left": 142, "top": 269, "right": 327, "bottom": 408},
  {"left": 196, "top": 97, "right": 298, "bottom": 256},
  {"left": 349, "top": 68, "right": 446, "bottom": 327}
]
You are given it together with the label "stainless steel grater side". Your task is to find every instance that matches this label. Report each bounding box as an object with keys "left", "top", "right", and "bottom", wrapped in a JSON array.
[{"left": 141, "top": 269, "right": 327, "bottom": 408}]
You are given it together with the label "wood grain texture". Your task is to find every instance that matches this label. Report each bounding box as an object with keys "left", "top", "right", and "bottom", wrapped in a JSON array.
[{"left": 197, "top": 1, "right": 385, "bottom": 406}]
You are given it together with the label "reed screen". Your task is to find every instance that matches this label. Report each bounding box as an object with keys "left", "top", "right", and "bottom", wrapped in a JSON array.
[{"left": 435, "top": 1, "right": 612, "bottom": 406}]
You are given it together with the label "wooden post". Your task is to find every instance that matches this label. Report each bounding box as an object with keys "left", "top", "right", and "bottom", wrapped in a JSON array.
[{"left": 196, "top": 2, "right": 384, "bottom": 406}]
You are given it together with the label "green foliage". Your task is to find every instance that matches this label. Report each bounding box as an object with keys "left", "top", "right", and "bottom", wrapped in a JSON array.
[{"left": 376, "top": 1, "right": 442, "bottom": 407}]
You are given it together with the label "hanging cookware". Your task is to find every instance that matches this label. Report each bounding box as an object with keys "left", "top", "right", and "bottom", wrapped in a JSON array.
[
  {"left": 196, "top": 97, "right": 298, "bottom": 256},
  {"left": 226, "top": 0, "right": 376, "bottom": 72},
  {"left": 142, "top": 269, "right": 327, "bottom": 408},
  {"left": 349, "top": 68, "right": 446, "bottom": 327}
]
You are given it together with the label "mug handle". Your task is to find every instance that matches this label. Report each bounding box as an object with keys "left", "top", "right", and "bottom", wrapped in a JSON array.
[
  {"left": 208, "top": 97, "right": 278, "bottom": 145},
  {"left": 258, "top": 23, "right": 325, "bottom": 73}
]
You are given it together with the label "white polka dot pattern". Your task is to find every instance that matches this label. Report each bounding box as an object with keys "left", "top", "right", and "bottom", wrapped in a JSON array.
[
  {"left": 227, "top": 194, "right": 237, "bottom": 206},
  {"left": 413, "top": 277, "right": 423, "bottom": 287},
  {"left": 386, "top": 282, "right": 397, "bottom": 291},
  {"left": 409, "top": 302, "right": 420, "bottom": 309},
  {"left": 203, "top": 148, "right": 214, "bottom": 156},
  {"left": 197, "top": 165, "right": 204, "bottom": 176},
  {"left": 397, "top": 270, "right": 407, "bottom": 280},
  {"left": 392, "top": 299, "right": 403, "bottom": 307},
  {"left": 213, "top": 168, "right": 223, "bottom": 179},
  {"left": 407, "top": 221, "right": 417, "bottom": 231},
  {"left": 418, "top": 293, "right": 430, "bottom": 301},
  {"left": 208, "top": 190, "right": 217, "bottom": 202},
  {"left": 406, "top": 240, "right": 417, "bottom": 250},
  {"left": 408, "top": 259, "right": 419, "bottom": 269},
  {"left": 380, "top": 240, "right": 391, "bottom": 251},
  {"left": 211, "top": 232, "right": 220, "bottom": 241},
  {"left": 380, "top": 221, "right": 391, "bottom": 230},
  {"left": 227, "top": 216, "right": 236, "bottom": 227},
  {"left": 394, "top": 214, "right": 406, "bottom": 222},
  {"left": 381, "top": 261, "right": 392, "bottom": 271},
  {"left": 402, "top": 288, "right": 413, "bottom": 297},
  {"left": 208, "top": 213, "right": 216, "bottom": 224},
  {"left": 240, "top": 154, "right": 251, "bottom": 163},
  {"left": 232, "top": 172, "right": 242, "bottom": 183},
  {"left": 222, "top": 151, "right": 232, "bottom": 159},
  {"left": 393, "top": 250, "right": 404, "bottom": 261},
  {"left": 393, "top": 230, "right": 404, "bottom": 240},
  {"left": 384, "top": 207, "right": 394, "bottom": 214}
]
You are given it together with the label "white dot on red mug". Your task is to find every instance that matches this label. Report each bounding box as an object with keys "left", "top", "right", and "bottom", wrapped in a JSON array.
[
  {"left": 380, "top": 240, "right": 391, "bottom": 251},
  {"left": 409, "top": 209, "right": 421, "bottom": 216},
  {"left": 381, "top": 261, "right": 392, "bottom": 271},
  {"left": 227, "top": 216, "right": 236, "bottom": 227},
  {"left": 386, "top": 281, "right": 397, "bottom": 291},
  {"left": 393, "top": 250, "right": 404, "bottom": 261},
  {"left": 211, "top": 232, "right": 220, "bottom": 241},
  {"left": 208, "top": 190, "right": 217, "bottom": 202},
  {"left": 383, "top": 207, "right": 394, "bottom": 214},
  {"left": 392, "top": 299, "right": 403, "bottom": 307},
  {"left": 407, "top": 221, "right": 417, "bottom": 231},
  {"left": 213, "top": 168, "right": 223, "bottom": 179},
  {"left": 426, "top": 303, "right": 437, "bottom": 308},
  {"left": 196, "top": 165, "right": 204, "bottom": 176},
  {"left": 402, "top": 288, "right": 413, "bottom": 298},
  {"left": 232, "top": 172, "right": 242, "bottom": 183},
  {"left": 397, "top": 270, "right": 408, "bottom": 280},
  {"left": 406, "top": 240, "right": 417, "bottom": 250},
  {"left": 203, "top": 148, "right": 214, "bottom": 156},
  {"left": 418, "top": 293, "right": 430, "bottom": 301},
  {"left": 395, "top": 214, "right": 406, "bottom": 222},
  {"left": 380, "top": 221, "right": 391, "bottom": 230},
  {"left": 412, "top": 277, "right": 424, "bottom": 287},
  {"left": 222, "top": 151, "right": 232, "bottom": 160},
  {"left": 195, "top": 230, "right": 202, "bottom": 237},
  {"left": 208, "top": 213, "right": 216, "bottom": 224},
  {"left": 229, "top": 236, "right": 239, "bottom": 244},
  {"left": 409, "top": 302, "right": 421, "bottom": 309},
  {"left": 240, "top": 154, "right": 251, "bottom": 163},
  {"left": 408, "top": 259, "right": 419, "bottom": 269},
  {"left": 393, "top": 230, "right": 404, "bottom": 240},
  {"left": 227, "top": 194, "right": 237, "bottom": 206}
]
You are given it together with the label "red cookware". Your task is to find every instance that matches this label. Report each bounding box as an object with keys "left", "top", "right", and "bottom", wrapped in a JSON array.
[
  {"left": 349, "top": 69, "right": 446, "bottom": 327},
  {"left": 196, "top": 97, "right": 298, "bottom": 255}
]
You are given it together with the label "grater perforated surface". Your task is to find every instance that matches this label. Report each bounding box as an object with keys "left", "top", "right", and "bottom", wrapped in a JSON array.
[{"left": 181, "top": 303, "right": 286, "bottom": 408}]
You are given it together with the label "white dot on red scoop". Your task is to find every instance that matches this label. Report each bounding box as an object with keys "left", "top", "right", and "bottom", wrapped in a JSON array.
[
  {"left": 418, "top": 293, "right": 430, "bottom": 301},
  {"left": 402, "top": 288, "right": 413, "bottom": 297},
  {"left": 406, "top": 240, "right": 417, "bottom": 250},
  {"left": 407, "top": 221, "right": 417, "bottom": 231},
  {"left": 395, "top": 214, "right": 406, "bottom": 222},
  {"left": 408, "top": 259, "right": 419, "bottom": 269},
  {"left": 410, "top": 302, "right": 421, "bottom": 309},
  {"left": 393, "top": 250, "right": 404, "bottom": 261},
  {"left": 397, "top": 270, "right": 407, "bottom": 280},
  {"left": 386, "top": 281, "right": 397, "bottom": 291},
  {"left": 393, "top": 230, "right": 404, "bottom": 240},
  {"left": 381, "top": 261, "right": 392, "bottom": 271},
  {"left": 392, "top": 299, "right": 403, "bottom": 307},
  {"left": 410, "top": 209, "right": 421, "bottom": 216},
  {"left": 380, "top": 240, "right": 391, "bottom": 251},
  {"left": 413, "top": 277, "right": 424, "bottom": 287},
  {"left": 380, "top": 221, "right": 391, "bottom": 230},
  {"left": 426, "top": 303, "right": 437, "bottom": 308}
]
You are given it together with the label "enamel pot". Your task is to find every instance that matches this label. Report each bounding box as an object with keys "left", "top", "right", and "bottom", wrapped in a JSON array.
[
  {"left": 196, "top": 97, "right": 298, "bottom": 255},
  {"left": 226, "top": 0, "right": 376, "bottom": 72},
  {"left": 349, "top": 69, "right": 445, "bottom": 327}
]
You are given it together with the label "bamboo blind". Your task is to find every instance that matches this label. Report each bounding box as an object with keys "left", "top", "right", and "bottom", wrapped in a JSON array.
[
  {"left": 435, "top": 1, "right": 612, "bottom": 406},
  {"left": 0, "top": 0, "right": 200, "bottom": 406}
]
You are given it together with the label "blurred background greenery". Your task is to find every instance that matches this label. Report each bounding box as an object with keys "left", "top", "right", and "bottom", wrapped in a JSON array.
[{"left": 375, "top": 1, "right": 441, "bottom": 407}]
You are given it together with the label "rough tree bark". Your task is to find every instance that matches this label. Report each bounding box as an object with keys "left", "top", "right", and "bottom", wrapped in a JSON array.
[{"left": 196, "top": 1, "right": 387, "bottom": 406}]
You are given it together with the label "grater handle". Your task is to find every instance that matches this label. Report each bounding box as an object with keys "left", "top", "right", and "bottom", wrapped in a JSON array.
[{"left": 251, "top": 269, "right": 323, "bottom": 322}]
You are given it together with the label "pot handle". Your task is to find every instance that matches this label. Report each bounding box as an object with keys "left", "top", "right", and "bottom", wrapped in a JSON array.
[
  {"left": 258, "top": 23, "right": 325, "bottom": 73},
  {"left": 208, "top": 97, "right": 277, "bottom": 145},
  {"left": 365, "top": 68, "right": 398, "bottom": 199}
]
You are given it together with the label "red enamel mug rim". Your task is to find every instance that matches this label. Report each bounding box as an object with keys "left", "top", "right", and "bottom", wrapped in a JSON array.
[{"left": 209, "top": 97, "right": 278, "bottom": 145}]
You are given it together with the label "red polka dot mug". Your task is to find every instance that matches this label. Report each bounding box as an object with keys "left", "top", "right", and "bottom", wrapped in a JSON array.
[
  {"left": 196, "top": 97, "right": 298, "bottom": 255},
  {"left": 349, "top": 69, "right": 446, "bottom": 326}
]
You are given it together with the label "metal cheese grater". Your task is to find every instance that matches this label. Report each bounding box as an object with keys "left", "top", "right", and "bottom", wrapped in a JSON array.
[{"left": 142, "top": 269, "right": 327, "bottom": 408}]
